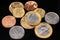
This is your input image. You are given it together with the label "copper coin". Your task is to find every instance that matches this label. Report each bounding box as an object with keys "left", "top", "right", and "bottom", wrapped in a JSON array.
[
  {"left": 34, "top": 8, "right": 46, "bottom": 18},
  {"left": 9, "top": 2, "right": 24, "bottom": 13},
  {"left": 25, "top": 11, "right": 42, "bottom": 26},
  {"left": 12, "top": 8, "right": 25, "bottom": 18},
  {"left": 20, "top": 17, "right": 34, "bottom": 29},
  {"left": 25, "top": 1, "right": 38, "bottom": 11},
  {"left": 2, "top": 15, "right": 16, "bottom": 28},
  {"left": 34, "top": 22, "right": 53, "bottom": 38}
]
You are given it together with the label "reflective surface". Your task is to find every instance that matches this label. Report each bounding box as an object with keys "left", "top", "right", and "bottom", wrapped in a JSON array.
[
  {"left": 9, "top": 26, "right": 25, "bottom": 39},
  {"left": 45, "top": 12, "right": 59, "bottom": 24},
  {"left": 25, "top": 11, "right": 41, "bottom": 25},
  {"left": 38, "top": 26, "right": 49, "bottom": 36}
]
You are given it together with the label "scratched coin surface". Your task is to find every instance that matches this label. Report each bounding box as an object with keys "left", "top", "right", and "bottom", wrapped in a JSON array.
[
  {"left": 2, "top": 15, "right": 16, "bottom": 28},
  {"left": 25, "top": 11, "right": 41, "bottom": 25},
  {"left": 35, "top": 22, "right": 53, "bottom": 38},
  {"left": 45, "top": 12, "right": 59, "bottom": 24},
  {"left": 25, "top": 1, "right": 38, "bottom": 11},
  {"left": 9, "top": 2, "right": 24, "bottom": 13},
  {"left": 21, "top": 17, "right": 34, "bottom": 29},
  {"left": 34, "top": 8, "right": 46, "bottom": 18},
  {"left": 9, "top": 26, "right": 25, "bottom": 39},
  {"left": 12, "top": 8, "right": 25, "bottom": 18}
]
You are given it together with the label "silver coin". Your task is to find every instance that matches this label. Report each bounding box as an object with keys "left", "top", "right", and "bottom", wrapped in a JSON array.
[
  {"left": 9, "top": 26, "right": 25, "bottom": 39},
  {"left": 27, "top": 13, "right": 38, "bottom": 23},
  {"left": 35, "top": 23, "right": 53, "bottom": 38},
  {"left": 38, "top": 25, "right": 49, "bottom": 36},
  {"left": 45, "top": 12, "right": 59, "bottom": 24}
]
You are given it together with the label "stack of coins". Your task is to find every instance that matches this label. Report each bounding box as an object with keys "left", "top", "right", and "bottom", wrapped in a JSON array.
[
  {"left": 9, "top": 2, "right": 25, "bottom": 18},
  {"left": 1, "top": 1, "right": 59, "bottom": 39}
]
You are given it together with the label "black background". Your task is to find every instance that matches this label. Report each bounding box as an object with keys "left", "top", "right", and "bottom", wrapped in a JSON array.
[{"left": 0, "top": 0, "right": 60, "bottom": 40}]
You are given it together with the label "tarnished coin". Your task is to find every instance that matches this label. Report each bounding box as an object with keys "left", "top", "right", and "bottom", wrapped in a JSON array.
[
  {"left": 45, "top": 12, "right": 59, "bottom": 24},
  {"left": 9, "top": 26, "right": 25, "bottom": 39},
  {"left": 34, "top": 8, "right": 46, "bottom": 18},
  {"left": 12, "top": 8, "right": 25, "bottom": 18},
  {"left": 9, "top": 2, "right": 24, "bottom": 13},
  {"left": 21, "top": 17, "right": 34, "bottom": 29},
  {"left": 25, "top": 11, "right": 42, "bottom": 26},
  {"left": 25, "top": 1, "right": 38, "bottom": 11},
  {"left": 2, "top": 15, "right": 16, "bottom": 28},
  {"left": 34, "top": 22, "right": 53, "bottom": 38}
]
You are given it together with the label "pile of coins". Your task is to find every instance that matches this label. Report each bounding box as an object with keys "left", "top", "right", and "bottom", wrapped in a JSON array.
[{"left": 1, "top": 1, "right": 59, "bottom": 39}]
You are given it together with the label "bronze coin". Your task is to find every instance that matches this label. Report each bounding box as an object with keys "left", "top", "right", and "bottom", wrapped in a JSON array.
[
  {"left": 2, "top": 15, "right": 16, "bottom": 28},
  {"left": 25, "top": 1, "right": 38, "bottom": 11}
]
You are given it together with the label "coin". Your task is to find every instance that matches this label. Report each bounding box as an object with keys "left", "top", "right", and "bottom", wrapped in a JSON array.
[
  {"left": 34, "top": 8, "right": 46, "bottom": 18},
  {"left": 25, "top": 1, "right": 38, "bottom": 11},
  {"left": 2, "top": 15, "right": 16, "bottom": 28},
  {"left": 9, "top": 26, "right": 25, "bottom": 39},
  {"left": 9, "top": 2, "right": 24, "bottom": 13},
  {"left": 34, "top": 22, "right": 53, "bottom": 38},
  {"left": 45, "top": 12, "right": 59, "bottom": 24},
  {"left": 25, "top": 11, "right": 41, "bottom": 26},
  {"left": 12, "top": 8, "right": 25, "bottom": 18},
  {"left": 21, "top": 17, "right": 34, "bottom": 29}
]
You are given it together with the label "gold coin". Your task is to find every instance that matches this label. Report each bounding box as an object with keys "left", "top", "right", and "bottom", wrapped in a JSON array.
[
  {"left": 34, "top": 22, "right": 53, "bottom": 38},
  {"left": 2, "top": 15, "right": 16, "bottom": 28},
  {"left": 9, "top": 2, "right": 24, "bottom": 13},
  {"left": 12, "top": 8, "right": 25, "bottom": 18},
  {"left": 25, "top": 11, "right": 42, "bottom": 26},
  {"left": 20, "top": 17, "right": 34, "bottom": 29},
  {"left": 34, "top": 8, "right": 46, "bottom": 18}
]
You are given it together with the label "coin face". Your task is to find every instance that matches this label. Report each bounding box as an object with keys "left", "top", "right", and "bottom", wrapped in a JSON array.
[
  {"left": 25, "top": 11, "right": 41, "bottom": 25},
  {"left": 21, "top": 17, "right": 34, "bottom": 29},
  {"left": 25, "top": 1, "right": 38, "bottom": 11},
  {"left": 45, "top": 12, "right": 59, "bottom": 24},
  {"left": 34, "top": 22, "right": 53, "bottom": 38},
  {"left": 9, "top": 26, "right": 25, "bottom": 39},
  {"left": 34, "top": 8, "right": 46, "bottom": 18},
  {"left": 9, "top": 2, "right": 24, "bottom": 13},
  {"left": 12, "top": 8, "right": 25, "bottom": 18},
  {"left": 2, "top": 15, "right": 16, "bottom": 28}
]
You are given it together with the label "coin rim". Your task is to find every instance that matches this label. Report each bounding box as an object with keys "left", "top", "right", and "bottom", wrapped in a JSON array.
[
  {"left": 34, "top": 8, "right": 46, "bottom": 18},
  {"left": 34, "top": 22, "right": 53, "bottom": 38},
  {"left": 25, "top": 11, "right": 42, "bottom": 26},
  {"left": 20, "top": 16, "right": 34, "bottom": 29}
]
